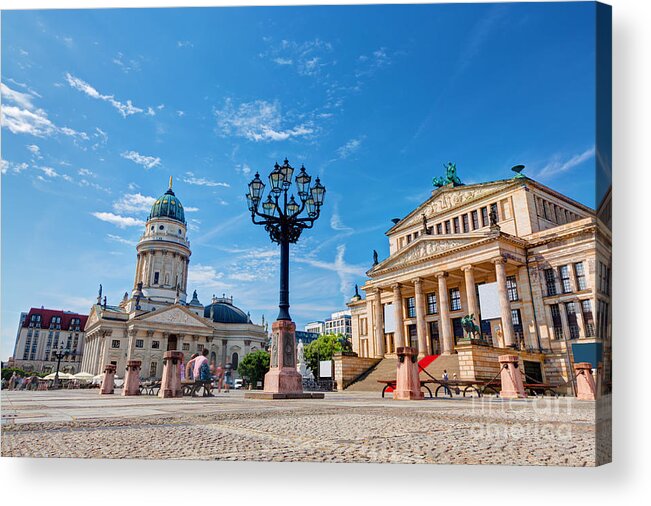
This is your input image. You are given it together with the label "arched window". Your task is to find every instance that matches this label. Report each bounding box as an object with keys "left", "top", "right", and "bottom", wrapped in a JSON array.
[{"left": 231, "top": 352, "right": 239, "bottom": 370}]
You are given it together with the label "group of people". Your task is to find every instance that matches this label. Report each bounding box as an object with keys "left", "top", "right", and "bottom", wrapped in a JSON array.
[
  {"left": 180, "top": 348, "right": 233, "bottom": 393},
  {"left": 3, "top": 372, "right": 41, "bottom": 391}
]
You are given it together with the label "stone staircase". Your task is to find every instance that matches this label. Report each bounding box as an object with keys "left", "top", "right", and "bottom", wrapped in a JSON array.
[{"left": 344, "top": 354, "right": 460, "bottom": 392}]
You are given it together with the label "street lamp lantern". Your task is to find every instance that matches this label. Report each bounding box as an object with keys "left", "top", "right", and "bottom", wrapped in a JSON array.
[
  {"left": 262, "top": 194, "right": 276, "bottom": 214},
  {"left": 311, "top": 177, "right": 326, "bottom": 206},
  {"left": 248, "top": 172, "right": 265, "bottom": 201},
  {"left": 295, "top": 165, "right": 311, "bottom": 199},
  {"left": 269, "top": 166, "right": 284, "bottom": 193},
  {"left": 286, "top": 195, "right": 300, "bottom": 215},
  {"left": 305, "top": 196, "right": 317, "bottom": 217},
  {"left": 280, "top": 158, "right": 294, "bottom": 186}
]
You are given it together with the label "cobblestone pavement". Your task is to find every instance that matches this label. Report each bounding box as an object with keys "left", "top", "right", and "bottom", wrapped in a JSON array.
[{"left": 1, "top": 390, "right": 608, "bottom": 466}]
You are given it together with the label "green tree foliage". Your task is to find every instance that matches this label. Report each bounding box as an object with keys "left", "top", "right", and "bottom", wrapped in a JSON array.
[
  {"left": 304, "top": 333, "right": 350, "bottom": 378},
  {"left": 1, "top": 367, "right": 45, "bottom": 381},
  {"left": 237, "top": 350, "right": 270, "bottom": 388}
]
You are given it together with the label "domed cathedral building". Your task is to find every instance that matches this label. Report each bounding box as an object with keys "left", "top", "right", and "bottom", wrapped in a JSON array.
[
  {"left": 347, "top": 165, "right": 611, "bottom": 392},
  {"left": 81, "top": 178, "right": 266, "bottom": 380}
]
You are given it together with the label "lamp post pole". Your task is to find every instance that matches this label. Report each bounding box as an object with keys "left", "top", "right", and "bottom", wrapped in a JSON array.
[{"left": 246, "top": 159, "right": 326, "bottom": 396}]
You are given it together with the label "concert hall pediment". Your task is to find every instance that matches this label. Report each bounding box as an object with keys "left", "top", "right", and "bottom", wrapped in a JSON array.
[
  {"left": 370, "top": 236, "right": 482, "bottom": 274},
  {"left": 389, "top": 180, "right": 515, "bottom": 233}
]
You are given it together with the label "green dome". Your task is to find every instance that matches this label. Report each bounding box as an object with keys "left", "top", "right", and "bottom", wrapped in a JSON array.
[{"left": 149, "top": 187, "right": 186, "bottom": 224}]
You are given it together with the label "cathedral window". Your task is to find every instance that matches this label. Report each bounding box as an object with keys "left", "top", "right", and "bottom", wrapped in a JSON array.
[
  {"left": 154, "top": 272, "right": 160, "bottom": 284},
  {"left": 462, "top": 214, "right": 469, "bottom": 233},
  {"left": 426, "top": 293, "right": 437, "bottom": 314},
  {"left": 453, "top": 217, "right": 460, "bottom": 233},
  {"left": 152, "top": 340, "right": 160, "bottom": 349},
  {"left": 559, "top": 265, "right": 572, "bottom": 293},
  {"left": 444, "top": 220, "right": 451, "bottom": 234},
  {"left": 135, "top": 339, "right": 144, "bottom": 348},
  {"left": 506, "top": 275, "right": 519, "bottom": 301},
  {"left": 149, "top": 361, "right": 157, "bottom": 377},
  {"left": 159, "top": 225, "right": 164, "bottom": 230},
  {"left": 436, "top": 223, "right": 442, "bottom": 235},
  {"left": 111, "top": 340, "right": 120, "bottom": 348},
  {"left": 574, "top": 262, "right": 587, "bottom": 290},
  {"left": 544, "top": 269, "right": 557, "bottom": 296}
]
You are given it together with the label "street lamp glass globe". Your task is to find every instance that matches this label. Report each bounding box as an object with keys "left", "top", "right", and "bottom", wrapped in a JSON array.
[
  {"left": 305, "top": 196, "right": 317, "bottom": 217},
  {"left": 287, "top": 195, "right": 300, "bottom": 214},
  {"left": 280, "top": 158, "right": 294, "bottom": 186},
  {"left": 311, "top": 178, "right": 326, "bottom": 206},
  {"left": 262, "top": 195, "right": 276, "bottom": 214},
  {"left": 248, "top": 172, "right": 265, "bottom": 200},
  {"left": 295, "top": 165, "right": 311, "bottom": 198},
  {"left": 269, "top": 167, "right": 284, "bottom": 193}
]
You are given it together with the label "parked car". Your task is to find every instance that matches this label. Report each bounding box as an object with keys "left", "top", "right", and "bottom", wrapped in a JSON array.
[{"left": 233, "top": 379, "right": 243, "bottom": 389}]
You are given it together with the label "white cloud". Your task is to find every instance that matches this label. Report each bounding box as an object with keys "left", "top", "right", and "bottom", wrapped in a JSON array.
[
  {"left": 27, "top": 144, "right": 41, "bottom": 157},
  {"left": 182, "top": 174, "right": 230, "bottom": 187},
  {"left": 121, "top": 150, "right": 161, "bottom": 169},
  {"left": 1, "top": 83, "right": 87, "bottom": 139},
  {"left": 330, "top": 203, "right": 353, "bottom": 232},
  {"left": 188, "top": 264, "right": 232, "bottom": 290},
  {"left": 1, "top": 160, "right": 29, "bottom": 175},
  {"left": 273, "top": 57, "right": 293, "bottom": 65},
  {"left": 176, "top": 110, "right": 185, "bottom": 117},
  {"left": 214, "top": 98, "right": 314, "bottom": 142},
  {"left": 263, "top": 38, "right": 334, "bottom": 77},
  {"left": 65, "top": 73, "right": 145, "bottom": 118},
  {"left": 40, "top": 166, "right": 59, "bottom": 178},
  {"left": 91, "top": 212, "right": 145, "bottom": 228},
  {"left": 112, "top": 52, "right": 143, "bottom": 73},
  {"left": 107, "top": 234, "right": 137, "bottom": 246},
  {"left": 112, "top": 193, "right": 156, "bottom": 214},
  {"left": 146, "top": 107, "right": 156, "bottom": 116},
  {"left": 177, "top": 40, "right": 194, "bottom": 48},
  {"left": 1, "top": 82, "right": 34, "bottom": 109},
  {"left": 336, "top": 137, "right": 363, "bottom": 159},
  {"left": 78, "top": 168, "right": 95, "bottom": 177},
  {"left": 536, "top": 147, "right": 596, "bottom": 180},
  {"left": 185, "top": 206, "right": 200, "bottom": 212}
]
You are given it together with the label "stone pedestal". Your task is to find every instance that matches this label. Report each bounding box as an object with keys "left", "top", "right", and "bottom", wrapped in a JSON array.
[
  {"left": 394, "top": 347, "right": 424, "bottom": 400},
  {"left": 122, "top": 360, "right": 141, "bottom": 396},
  {"left": 498, "top": 354, "right": 526, "bottom": 399},
  {"left": 159, "top": 351, "right": 183, "bottom": 398},
  {"left": 245, "top": 320, "right": 323, "bottom": 400},
  {"left": 99, "top": 364, "right": 116, "bottom": 395},
  {"left": 574, "top": 362, "right": 597, "bottom": 400}
]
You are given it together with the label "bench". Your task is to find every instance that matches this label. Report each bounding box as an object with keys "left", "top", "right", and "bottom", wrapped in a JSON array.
[
  {"left": 378, "top": 380, "right": 435, "bottom": 398},
  {"left": 140, "top": 381, "right": 161, "bottom": 396},
  {"left": 182, "top": 380, "right": 213, "bottom": 397},
  {"left": 523, "top": 383, "right": 559, "bottom": 397}
]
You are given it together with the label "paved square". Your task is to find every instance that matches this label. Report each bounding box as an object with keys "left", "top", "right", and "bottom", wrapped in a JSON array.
[{"left": 1, "top": 390, "right": 608, "bottom": 466}]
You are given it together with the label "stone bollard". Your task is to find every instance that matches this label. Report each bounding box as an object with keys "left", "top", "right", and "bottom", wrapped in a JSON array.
[
  {"left": 498, "top": 355, "right": 526, "bottom": 399},
  {"left": 574, "top": 362, "right": 598, "bottom": 400},
  {"left": 159, "top": 351, "right": 183, "bottom": 398},
  {"left": 122, "top": 360, "right": 142, "bottom": 396},
  {"left": 99, "top": 364, "right": 117, "bottom": 395},
  {"left": 394, "top": 347, "right": 424, "bottom": 400}
]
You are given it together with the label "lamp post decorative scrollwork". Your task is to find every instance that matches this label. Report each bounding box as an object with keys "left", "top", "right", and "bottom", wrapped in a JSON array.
[{"left": 247, "top": 159, "right": 326, "bottom": 322}]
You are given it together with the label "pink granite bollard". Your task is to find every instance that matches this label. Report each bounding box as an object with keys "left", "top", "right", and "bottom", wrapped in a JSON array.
[
  {"left": 498, "top": 355, "right": 527, "bottom": 399},
  {"left": 99, "top": 364, "right": 117, "bottom": 395},
  {"left": 394, "top": 347, "right": 424, "bottom": 400},
  {"left": 263, "top": 320, "right": 304, "bottom": 395},
  {"left": 122, "top": 360, "right": 142, "bottom": 396},
  {"left": 159, "top": 351, "right": 183, "bottom": 398},
  {"left": 574, "top": 362, "right": 598, "bottom": 400}
]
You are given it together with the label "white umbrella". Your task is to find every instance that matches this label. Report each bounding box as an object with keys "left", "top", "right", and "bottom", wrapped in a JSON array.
[
  {"left": 43, "top": 372, "right": 73, "bottom": 380},
  {"left": 73, "top": 372, "right": 94, "bottom": 382}
]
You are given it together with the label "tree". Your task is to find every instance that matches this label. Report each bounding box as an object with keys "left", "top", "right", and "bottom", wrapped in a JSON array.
[
  {"left": 237, "top": 350, "right": 270, "bottom": 388},
  {"left": 2, "top": 367, "right": 45, "bottom": 381},
  {"left": 304, "top": 333, "right": 346, "bottom": 379}
]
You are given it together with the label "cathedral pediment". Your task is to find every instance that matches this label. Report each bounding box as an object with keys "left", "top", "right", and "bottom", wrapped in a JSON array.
[
  {"left": 85, "top": 306, "right": 101, "bottom": 330},
  {"left": 389, "top": 180, "right": 517, "bottom": 234},
  {"left": 370, "top": 236, "right": 482, "bottom": 274},
  {"left": 137, "top": 306, "right": 212, "bottom": 328}
]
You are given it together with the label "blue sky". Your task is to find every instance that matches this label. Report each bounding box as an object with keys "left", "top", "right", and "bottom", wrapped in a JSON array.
[{"left": 1, "top": 3, "right": 599, "bottom": 361}]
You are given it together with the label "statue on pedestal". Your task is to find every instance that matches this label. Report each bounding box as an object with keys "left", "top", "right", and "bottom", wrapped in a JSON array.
[{"left": 296, "top": 339, "right": 313, "bottom": 379}]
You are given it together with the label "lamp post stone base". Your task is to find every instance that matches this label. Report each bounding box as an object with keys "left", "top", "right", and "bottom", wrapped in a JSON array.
[
  {"left": 394, "top": 347, "right": 424, "bottom": 400},
  {"left": 245, "top": 319, "right": 325, "bottom": 400}
]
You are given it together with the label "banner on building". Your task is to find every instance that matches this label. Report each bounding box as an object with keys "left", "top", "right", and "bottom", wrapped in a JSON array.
[
  {"left": 383, "top": 302, "right": 396, "bottom": 333},
  {"left": 478, "top": 282, "right": 501, "bottom": 320}
]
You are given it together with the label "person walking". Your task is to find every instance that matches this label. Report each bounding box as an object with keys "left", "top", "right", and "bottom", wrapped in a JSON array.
[
  {"left": 223, "top": 362, "right": 232, "bottom": 393},
  {"left": 215, "top": 363, "right": 224, "bottom": 393},
  {"left": 442, "top": 369, "right": 452, "bottom": 397}
]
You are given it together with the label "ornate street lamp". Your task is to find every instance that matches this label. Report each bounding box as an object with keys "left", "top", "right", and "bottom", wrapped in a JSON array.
[
  {"left": 52, "top": 344, "right": 70, "bottom": 389},
  {"left": 246, "top": 159, "right": 326, "bottom": 398},
  {"left": 247, "top": 158, "right": 325, "bottom": 322}
]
